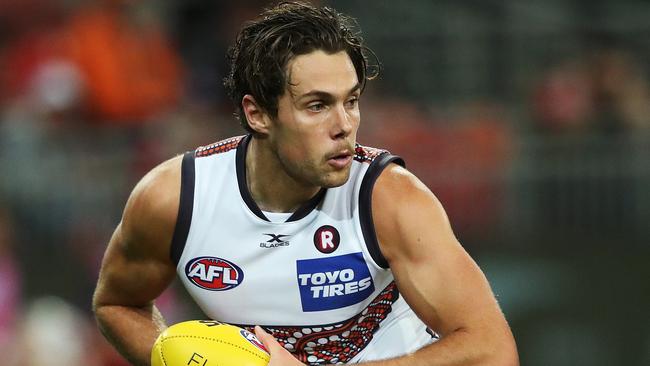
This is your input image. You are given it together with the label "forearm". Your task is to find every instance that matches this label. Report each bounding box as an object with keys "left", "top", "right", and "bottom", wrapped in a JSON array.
[
  {"left": 359, "top": 327, "right": 518, "bottom": 366},
  {"left": 94, "top": 303, "right": 167, "bottom": 366}
]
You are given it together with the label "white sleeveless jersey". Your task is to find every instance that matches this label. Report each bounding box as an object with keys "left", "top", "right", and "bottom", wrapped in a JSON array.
[{"left": 171, "top": 135, "right": 437, "bottom": 365}]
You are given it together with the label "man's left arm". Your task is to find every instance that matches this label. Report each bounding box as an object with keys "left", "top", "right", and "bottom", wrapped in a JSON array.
[{"left": 364, "top": 163, "right": 518, "bottom": 366}]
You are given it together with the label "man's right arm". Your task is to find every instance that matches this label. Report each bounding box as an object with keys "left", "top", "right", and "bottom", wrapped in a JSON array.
[{"left": 92, "top": 155, "right": 183, "bottom": 366}]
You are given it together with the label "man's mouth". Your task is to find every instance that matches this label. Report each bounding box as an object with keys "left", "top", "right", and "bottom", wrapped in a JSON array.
[{"left": 327, "top": 150, "right": 353, "bottom": 169}]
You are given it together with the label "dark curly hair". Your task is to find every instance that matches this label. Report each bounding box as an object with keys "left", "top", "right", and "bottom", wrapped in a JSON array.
[{"left": 223, "top": 1, "right": 379, "bottom": 132}]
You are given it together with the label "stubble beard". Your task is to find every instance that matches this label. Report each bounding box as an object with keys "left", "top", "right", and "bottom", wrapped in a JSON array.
[{"left": 280, "top": 156, "right": 352, "bottom": 190}]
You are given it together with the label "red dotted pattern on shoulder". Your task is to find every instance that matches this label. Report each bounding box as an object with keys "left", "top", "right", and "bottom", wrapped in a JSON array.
[
  {"left": 195, "top": 136, "right": 245, "bottom": 158},
  {"left": 353, "top": 144, "right": 387, "bottom": 164}
]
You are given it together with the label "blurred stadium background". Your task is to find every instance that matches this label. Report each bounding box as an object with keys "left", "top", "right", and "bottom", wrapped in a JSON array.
[{"left": 0, "top": 0, "right": 648, "bottom": 364}]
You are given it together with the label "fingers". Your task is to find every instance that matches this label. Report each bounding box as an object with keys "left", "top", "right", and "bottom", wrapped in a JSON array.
[
  {"left": 254, "top": 325, "right": 277, "bottom": 351},
  {"left": 254, "top": 326, "right": 306, "bottom": 366}
]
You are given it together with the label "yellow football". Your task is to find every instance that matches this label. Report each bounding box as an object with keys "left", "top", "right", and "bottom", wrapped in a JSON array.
[{"left": 151, "top": 320, "right": 270, "bottom": 366}]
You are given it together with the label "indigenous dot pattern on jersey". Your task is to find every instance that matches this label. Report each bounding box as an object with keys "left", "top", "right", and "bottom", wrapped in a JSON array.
[
  {"left": 353, "top": 144, "right": 387, "bottom": 164},
  {"left": 195, "top": 138, "right": 387, "bottom": 163},
  {"left": 243, "top": 282, "right": 399, "bottom": 365},
  {"left": 195, "top": 136, "right": 244, "bottom": 157}
]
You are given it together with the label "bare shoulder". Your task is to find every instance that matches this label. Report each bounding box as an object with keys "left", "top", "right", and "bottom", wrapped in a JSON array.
[
  {"left": 373, "top": 163, "right": 435, "bottom": 202},
  {"left": 371, "top": 163, "right": 455, "bottom": 263},
  {"left": 120, "top": 154, "right": 184, "bottom": 261}
]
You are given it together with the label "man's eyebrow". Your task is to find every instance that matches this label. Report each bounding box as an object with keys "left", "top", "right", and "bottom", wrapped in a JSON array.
[{"left": 295, "top": 83, "right": 362, "bottom": 101}]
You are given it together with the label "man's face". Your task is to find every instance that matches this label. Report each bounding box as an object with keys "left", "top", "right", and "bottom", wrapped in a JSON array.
[{"left": 267, "top": 50, "right": 361, "bottom": 188}]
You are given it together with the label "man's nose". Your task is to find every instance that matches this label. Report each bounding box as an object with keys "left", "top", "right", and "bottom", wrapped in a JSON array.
[{"left": 332, "top": 104, "right": 353, "bottom": 139}]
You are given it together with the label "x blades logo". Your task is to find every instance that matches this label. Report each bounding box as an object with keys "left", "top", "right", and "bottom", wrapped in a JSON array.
[{"left": 260, "top": 233, "right": 291, "bottom": 248}]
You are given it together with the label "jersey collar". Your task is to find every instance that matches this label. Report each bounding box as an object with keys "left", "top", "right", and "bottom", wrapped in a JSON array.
[{"left": 235, "top": 134, "right": 327, "bottom": 222}]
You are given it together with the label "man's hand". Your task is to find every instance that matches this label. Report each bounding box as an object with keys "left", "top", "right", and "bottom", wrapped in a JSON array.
[{"left": 255, "top": 326, "right": 305, "bottom": 366}]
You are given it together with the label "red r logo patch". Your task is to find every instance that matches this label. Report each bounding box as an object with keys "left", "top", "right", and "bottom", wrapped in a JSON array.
[{"left": 313, "top": 225, "right": 340, "bottom": 254}]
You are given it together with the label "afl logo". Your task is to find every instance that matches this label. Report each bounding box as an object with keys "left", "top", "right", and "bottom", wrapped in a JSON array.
[
  {"left": 240, "top": 329, "right": 269, "bottom": 353},
  {"left": 185, "top": 256, "right": 244, "bottom": 291},
  {"left": 314, "top": 225, "right": 340, "bottom": 254}
]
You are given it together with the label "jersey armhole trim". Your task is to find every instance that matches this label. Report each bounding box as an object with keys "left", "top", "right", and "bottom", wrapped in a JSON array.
[
  {"left": 170, "top": 151, "right": 195, "bottom": 266},
  {"left": 359, "top": 153, "right": 405, "bottom": 269}
]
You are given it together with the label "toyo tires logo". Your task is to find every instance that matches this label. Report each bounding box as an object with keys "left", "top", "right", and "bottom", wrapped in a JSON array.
[
  {"left": 185, "top": 256, "right": 244, "bottom": 291},
  {"left": 296, "top": 252, "right": 374, "bottom": 311}
]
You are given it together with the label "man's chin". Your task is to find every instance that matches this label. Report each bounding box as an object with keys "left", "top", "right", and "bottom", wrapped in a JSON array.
[{"left": 319, "top": 169, "right": 351, "bottom": 188}]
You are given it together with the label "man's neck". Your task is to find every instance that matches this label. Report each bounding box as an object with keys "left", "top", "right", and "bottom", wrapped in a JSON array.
[{"left": 245, "top": 137, "right": 321, "bottom": 213}]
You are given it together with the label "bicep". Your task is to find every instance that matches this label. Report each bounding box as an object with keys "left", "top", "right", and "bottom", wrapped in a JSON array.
[
  {"left": 94, "top": 223, "right": 176, "bottom": 308},
  {"left": 374, "top": 166, "right": 504, "bottom": 336},
  {"left": 93, "top": 156, "right": 182, "bottom": 309},
  {"left": 387, "top": 222, "right": 500, "bottom": 336}
]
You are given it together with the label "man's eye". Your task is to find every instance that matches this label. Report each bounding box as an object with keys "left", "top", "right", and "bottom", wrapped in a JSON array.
[
  {"left": 346, "top": 97, "right": 359, "bottom": 108},
  {"left": 307, "top": 103, "right": 325, "bottom": 112}
]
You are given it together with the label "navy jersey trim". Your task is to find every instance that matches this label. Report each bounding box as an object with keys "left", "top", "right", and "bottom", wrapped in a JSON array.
[
  {"left": 236, "top": 134, "right": 327, "bottom": 223},
  {"left": 359, "top": 153, "right": 406, "bottom": 269},
  {"left": 170, "top": 151, "right": 196, "bottom": 265},
  {"left": 236, "top": 134, "right": 267, "bottom": 221},
  {"left": 287, "top": 188, "right": 327, "bottom": 221}
]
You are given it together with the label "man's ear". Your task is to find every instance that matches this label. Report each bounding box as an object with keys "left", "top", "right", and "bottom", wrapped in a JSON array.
[{"left": 242, "top": 95, "right": 271, "bottom": 135}]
